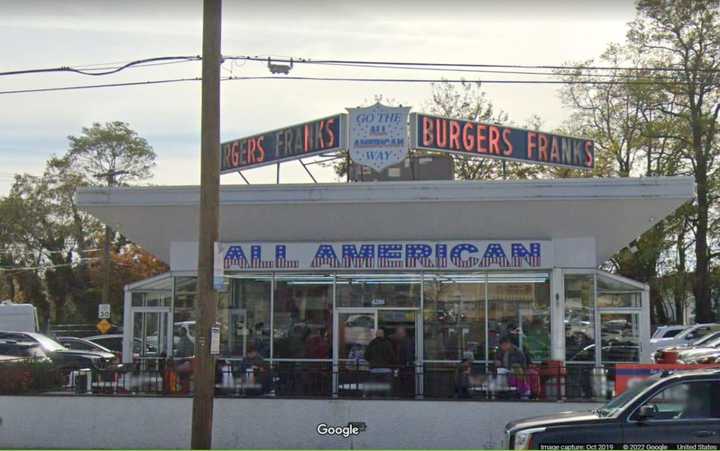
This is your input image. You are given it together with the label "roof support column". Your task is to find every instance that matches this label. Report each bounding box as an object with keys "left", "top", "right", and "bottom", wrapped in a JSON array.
[{"left": 550, "top": 267, "right": 566, "bottom": 362}]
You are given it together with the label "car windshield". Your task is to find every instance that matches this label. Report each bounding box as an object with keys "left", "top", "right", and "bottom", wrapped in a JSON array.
[
  {"left": 678, "top": 325, "right": 719, "bottom": 341},
  {"left": 694, "top": 331, "right": 720, "bottom": 346},
  {"left": 661, "top": 329, "right": 683, "bottom": 338},
  {"left": 596, "top": 378, "right": 658, "bottom": 417},
  {"left": 32, "top": 334, "right": 67, "bottom": 352}
]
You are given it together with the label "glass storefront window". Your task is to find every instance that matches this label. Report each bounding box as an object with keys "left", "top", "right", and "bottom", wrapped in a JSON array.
[
  {"left": 217, "top": 275, "right": 272, "bottom": 357},
  {"left": 273, "top": 274, "right": 333, "bottom": 360},
  {"left": 130, "top": 275, "right": 172, "bottom": 307},
  {"left": 131, "top": 291, "right": 171, "bottom": 307},
  {"left": 599, "top": 312, "right": 640, "bottom": 363},
  {"left": 336, "top": 273, "right": 421, "bottom": 308},
  {"left": 597, "top": 274, "right": 641, "bottom": 308},
  {"left": 173, "top": 277, "right": 196, "bottom": 331},
  {"left": 565, "top": 273, "right": 595, "bottom": 362},
  {"left": 174, "top": 276, "right": 197, "bottom": 293},
  {"left": 138, "top": 271, "right": 643, "bottom": 366},
  {"left": 423, "top": 274, "right": 486, "bottom": 361},
  {"left": 487, "top": 273, "right": 550, "bottom": 364}
]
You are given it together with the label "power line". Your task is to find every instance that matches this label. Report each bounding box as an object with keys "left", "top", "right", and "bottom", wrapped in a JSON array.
[
  {"left": 0, "top": 258, "right": 100, "bottom": 272},
  {"left": 0, "top": 249, "right": 100, "bottom": 255},
  {"left": 224, "top": 75, "right": 690, "bottom": 85},
  {"left": 0, "top": 56, "right": 200, "bottom": 77},
  {"left": 227, "top": 55, "right": 720, "bottom": 74},
  {"left": 0, "top": 73, "right": 698, "bottom": 96},
  {"left": 0, "top": 77, "right": 200, "bottom": 95},
  {"left": 292, "top": 61, "right": 683, "bottom": 80}
]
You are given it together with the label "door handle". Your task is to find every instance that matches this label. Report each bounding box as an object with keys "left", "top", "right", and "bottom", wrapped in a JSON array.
[{"left": 694, "top": 430, "right": 718, "bottom": 438}]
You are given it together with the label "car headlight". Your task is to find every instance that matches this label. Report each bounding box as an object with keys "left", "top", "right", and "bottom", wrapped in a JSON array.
[{"left": 514, "top": 427, "right": 546, "bottom": 449}]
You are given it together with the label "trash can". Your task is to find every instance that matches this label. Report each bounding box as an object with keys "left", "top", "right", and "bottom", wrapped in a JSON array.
[
  {"left": 72, "top": 368, "right": 92, "bottom": 394},
  {"left": 592, "top": 367, "right": 608, "bottom": 400}
]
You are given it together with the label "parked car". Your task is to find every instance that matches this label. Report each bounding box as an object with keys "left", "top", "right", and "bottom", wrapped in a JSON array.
[
  {"left": 0, "top": 300, "right": 39, "bottom": 332},
  {"left": 653, "top": 330, "right": 720, "bottom": 363},
  {"left": 85, "top": 334, "right": 156, "bottom": 359},
  {"left": 505, "top": 368, "right": 720, "bottom": 448},
  {"left": 568, "top": 343, "right": 640, "bottom": 363},
  {"left": 57, "top": 336, "right": 114, "bottom": 354},
  {"left": 652, "top": 325, "right": 688, "bottom": 340},
  {"left": 0, "top": 331, "right": 117, "bottom": 370},
  {"left": 648, "top": 323, "right": 720, "bottom": 354},
  {"left": 655, "top": 334, "right": 720, "bottom": 364},
  {"left": 0, "top": 340, "right": 51, "bottom": 365}
]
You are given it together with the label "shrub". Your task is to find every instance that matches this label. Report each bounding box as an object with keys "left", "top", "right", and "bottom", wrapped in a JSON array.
[{"left": 0, "top": 360, "right": 64, "bottom": 394}]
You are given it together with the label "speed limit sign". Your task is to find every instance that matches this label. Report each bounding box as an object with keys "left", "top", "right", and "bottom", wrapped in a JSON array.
[{"left": 98, "top": 303, "right": 111, "bottom": 319}]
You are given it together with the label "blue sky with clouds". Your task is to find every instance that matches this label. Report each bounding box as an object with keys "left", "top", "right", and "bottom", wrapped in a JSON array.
[{"left": 0, "top": 0, "right": 635, "bottom": 194}]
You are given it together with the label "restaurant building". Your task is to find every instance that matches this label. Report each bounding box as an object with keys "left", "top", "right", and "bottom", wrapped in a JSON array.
[{"left": 77, "top": 175, "right": 694, "bottom": 399}]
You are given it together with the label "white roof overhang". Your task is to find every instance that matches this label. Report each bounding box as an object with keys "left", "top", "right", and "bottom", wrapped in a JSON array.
[{"left": 76, "top": 177, "right": 695, "bottom": 267}]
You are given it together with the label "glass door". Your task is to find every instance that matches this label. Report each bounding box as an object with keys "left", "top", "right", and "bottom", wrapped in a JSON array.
[
  {"left": 334, "top": 308, "right": 377, "bottom": 396},
  {"left": 598, "top": 311, "right": 640, "bottom": 363},
  {"left": 132, "top": 308, "right": 171, "bottom": 359},
  {"left": 333, "top": 307, "right": 420, "bottom": 398},
  {"left": 378, "top": 309, "right": 418, "bottom": 397}
]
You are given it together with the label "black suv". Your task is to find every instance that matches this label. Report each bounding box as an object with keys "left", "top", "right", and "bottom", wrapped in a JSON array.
[
  {"left": 505, "top": 369, "right": 720, "bottom": 449},
  {"left": 0, "top": 331, "right": 117, "bottom": 370}
]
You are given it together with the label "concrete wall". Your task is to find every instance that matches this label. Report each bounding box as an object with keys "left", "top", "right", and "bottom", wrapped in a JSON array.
[{"left": 0, "top": 396, "right": 599, "bottom": 449}]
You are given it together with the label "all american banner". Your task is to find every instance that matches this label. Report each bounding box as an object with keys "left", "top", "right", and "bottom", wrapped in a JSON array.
[{"left": 214, "top": 240, "right": 553, "bottom": 274}]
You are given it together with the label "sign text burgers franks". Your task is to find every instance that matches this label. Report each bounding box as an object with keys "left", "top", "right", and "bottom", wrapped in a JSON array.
[
  {"left": 411, "top": 113, "right": 594, "bottom": 169},
  {"left": 220, "top": 114, "right": 346, "bottom": 173}
]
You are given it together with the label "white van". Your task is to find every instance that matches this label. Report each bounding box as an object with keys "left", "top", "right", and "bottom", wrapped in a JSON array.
[{"left": 0, "top": 300, "right": 39, "bottom": 332}]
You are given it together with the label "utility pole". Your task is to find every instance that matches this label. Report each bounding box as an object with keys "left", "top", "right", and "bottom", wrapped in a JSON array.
[{"left": 192, "top": 0, "right": 221, "bottom": 449}]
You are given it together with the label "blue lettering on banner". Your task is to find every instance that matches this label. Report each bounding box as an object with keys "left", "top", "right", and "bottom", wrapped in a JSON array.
[
  {"left": 224, "top": 245, "right": 248, "bottom": 268},
  {"left": 378, "top": 244, "right": 402, "bottom": 259},
  {"left": 221, "top": 241, "right": 550, "bottom": 271},
  {"left": 342, "top": 244, "right": 375, "bottom": 259}
]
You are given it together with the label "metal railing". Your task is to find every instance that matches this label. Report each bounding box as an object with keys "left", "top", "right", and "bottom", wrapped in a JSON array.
[{"left": 47, "top": 359, "right": 612, "bottom": 401}]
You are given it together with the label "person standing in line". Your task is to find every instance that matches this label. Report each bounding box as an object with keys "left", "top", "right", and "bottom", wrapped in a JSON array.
[
  {"left": 364, "top": 328, "right": 396, "bottom": 396},
  {"left": 391, "top": 326, "right": 413, "bottom": 397}
]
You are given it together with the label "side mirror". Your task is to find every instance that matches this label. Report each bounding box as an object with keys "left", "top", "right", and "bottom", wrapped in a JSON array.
[{"left": 638, "top": 404, "right": 657, "bottom": 420}]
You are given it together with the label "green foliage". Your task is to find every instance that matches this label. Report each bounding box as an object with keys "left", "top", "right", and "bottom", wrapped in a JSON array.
[
  {"left": 66, "top": 121, "right": 156, "bottom": 186},
  {"left": 562, "top": 0, "right": 720, "bottom": 323},
  {"left": 0, "top": 121, "right": 163, "bottom": 326},
  {"left": 0, "top": 360, "right": 64, "bottom": 394}
]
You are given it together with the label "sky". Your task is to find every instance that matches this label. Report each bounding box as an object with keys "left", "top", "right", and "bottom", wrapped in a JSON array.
[{"left": 0, "top": 0, "right": 637, "bottom": 195}]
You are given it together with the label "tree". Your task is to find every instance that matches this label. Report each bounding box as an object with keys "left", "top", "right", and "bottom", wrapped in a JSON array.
[
  {"left": 558, "top": 44, "right": 689, "bottom": 324},
  {"left": 0, "top": 121, "right": 162, "bottom": 328},
  {"left": 627, "top": 0, "right": 720, "bottom": 322},
  {"left": 63, "top": 121, "right": 157, "bottom": 311},
  {"left": 0, "top": 166, "right": 99, "bottom": 325},
  {"left": 65, "top": 121, "right": 156, "bottom": 186}
]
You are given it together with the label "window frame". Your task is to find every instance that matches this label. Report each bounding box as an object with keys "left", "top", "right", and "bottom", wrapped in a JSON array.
[{"left": 626, "top": 378, "right": 720, "bottom": 423}]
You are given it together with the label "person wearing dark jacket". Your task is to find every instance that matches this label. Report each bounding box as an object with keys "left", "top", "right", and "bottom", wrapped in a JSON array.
[
  {"left": 364, "top": 328, "right": 396, "bottom": 396},
  {"left": 495, "top": 335, "right": 527, "bottom": 370},
  {"left": 365, "top": 328, "right": 396, "bottom": 368}
]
